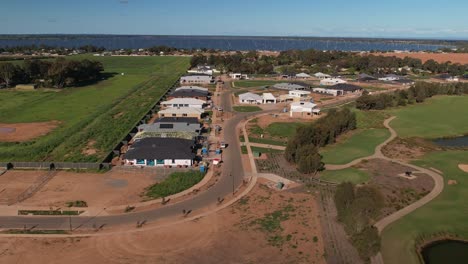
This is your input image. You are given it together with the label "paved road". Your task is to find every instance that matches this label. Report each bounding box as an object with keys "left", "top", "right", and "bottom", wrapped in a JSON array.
[{"left": 0, "top": 81, "right": 265, "bottom": 230}]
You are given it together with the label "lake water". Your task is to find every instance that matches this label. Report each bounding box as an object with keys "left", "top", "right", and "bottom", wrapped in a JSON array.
[
  {"left": 433, "top": 136, "right": 468, "bottom": 147},
  {"left": 0, "top": 35, "right": 449, "bottom": 51},
  {"left": 422, "top": 240, "right": 468, "bottom": 264}
]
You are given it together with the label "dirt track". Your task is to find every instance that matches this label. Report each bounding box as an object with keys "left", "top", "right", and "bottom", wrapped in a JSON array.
[{"left": 0, "top": 121, "right": 60, "bottom": 142}]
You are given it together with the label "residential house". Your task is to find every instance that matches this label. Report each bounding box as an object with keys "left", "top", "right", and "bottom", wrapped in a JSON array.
[
  {"left": 330, "top": 83, "right": 363, "bottom": 94},
  {"left": 289, "top": 90, "right": 311, "bottom": 98},
  {"left": 437, "top": 74, "right": 459, "bottom": 82},
  {"left": 124, "top": 138, "right": 196, "bottom": 167},
  {"left": 290, "top": 102, "right": 321, "bottom": 117},
  {"left": 136, "top": 117, "right": 201, "bottom": 140},
  {"left": 314, "top": 72, "right": 331, "bottom": 79},
  {"left": 160, "top": 98, "right": 206, "bottom": 109},
  {"left": 272, "top": 83, "right": 307, "bottom": 91},
  {"left": 312, "top": 87, "right": 343, "bottom": 96},
  {"left": 187, "top": 65, "right": 218, "bottom": 75},
  {"left": 357, "top": 73, "right": 377, "bottom": 82},
  {"left": 158, "top": 107, "right": 204, "bottom": 119},
  {"left": 180, "top": 74, "right": 214, "bottom": 84},
  {"left": 167, "top": 89, "right": 209, "bottom": 101},
  {"left": 175, "top": 86, "right": 209, "bottom": 93},
  {"left": 262, "top": 93, "right": 277, "bottom": 104},
  {"left": 378, "top": 74, "right": 401, "bottom": 82},
  {"left": 238, "top": 92, "right": 263, "bottom": 104},
  {"left": 296, "top": 73, "right": 311, "bottom": 79},
  {"left": 320, "top": 78, "right": 347, "bottom": 86},
  {"left": 229, "top": 73, "right": 249, "bottom": 80}
]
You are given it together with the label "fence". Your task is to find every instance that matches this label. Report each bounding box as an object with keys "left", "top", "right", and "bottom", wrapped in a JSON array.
[
  {"left": 102, "top": 75, "right": 184, "bottom": 163},
  {"left": 0, "top": 162, "right": 110, "bottom": 170}
]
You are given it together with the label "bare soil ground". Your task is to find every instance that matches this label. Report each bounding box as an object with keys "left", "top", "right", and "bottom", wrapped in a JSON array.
[
  {"left": 0, "top": 180, "right": 325, "bottom": 264},
  {"left": 376, "top": 52, "right": 468, "bottom": 64},
  {"left": 356, "top": 159, "right": 434, "bottom": 218},
  {"left": 0, "top": 121, "right": 60, "bottom": 142},
  {"left": 5, "top": 169, "right": 167, "bottom": 208},
  {"left": 0, "top": 171, "right": 44, "bottom": 205},
  {"left": 382, "top": 138, "right": 437, "bottom": 161}
]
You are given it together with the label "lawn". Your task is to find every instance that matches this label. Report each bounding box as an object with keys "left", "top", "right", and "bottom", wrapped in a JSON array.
[
  {"left": 251, "top": 146, "right": 284, "bottom": 154},
  {"left": 145, "top": 170, "right": 205, "bottom": 199},
  {"left": 265, "top": 122, "right": 303, "bottom": 138},
  {"left": 233, "top": 105, "right": 262, "bottom": 112},
  {"left": 249, "top": 137, "right": 288, "bottom": 146},
  {"left": 389, "top": 96, "right": 468, "bottom": 138},
  {"left": 381, "top": 150, "right": 468, "bottom": 264},
  {"left": 233, "top": 80, "right": 282, "bottom": 88},
  {"left": 320, "top": 129, "right": 390, "bottom": 165},
  {"left": 0, "top": 55, "right": 189, "bottom": 162},
  {"left": 319, "top": 167, "right": 370, "bottom": 184}
]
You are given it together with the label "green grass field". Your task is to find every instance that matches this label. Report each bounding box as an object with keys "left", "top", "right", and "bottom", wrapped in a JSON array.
[
  {"left": 233, "top": 80, "right": 282, "bottom": 88},
  {"left": 145, "top": 170, "right": 205, "bottom": 199},
  {"left": 381, "top": 150, "right": 468, "bottom": 264},
  {"left": 248, "top": 137, "right": 287, "bottom": 146},
  {"left": 320, "top": 168, "right": 371, "bottom": 184},
  {"left": 0, "top": 55, "right": 189, "bottom": 162},
  {"left": 321, "top": 129, "right": 390, "bottom": 165},
  {"left": 233, "top": 105, "right": 262, "bottom": 112},
  {"left": 265, "top": 122, "right": 302, "bottom": 138},
  {"left": 251, "top": 146, "right": 284, "bottom": 154},
  {"left": 389, "top": 96, "right": 468, "bottom": 138}
]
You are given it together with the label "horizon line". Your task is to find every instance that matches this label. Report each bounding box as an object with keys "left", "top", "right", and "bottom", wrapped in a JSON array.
[{"left": 0, "top": 34, "right": 467, "bottom": 42}]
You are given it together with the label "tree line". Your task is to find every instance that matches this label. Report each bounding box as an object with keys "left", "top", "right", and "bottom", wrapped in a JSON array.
[
  {"left": 190, "top": 49, "right": 468, "bottom": 76},
  {"left": 0, "top": 58, "right": 104, "bottom": 88},
  {"left": 285, "top": 108, "right": 357, "bottom": 174},
  {"left": 356, "top": 82, "right": 468, "bottom": 110},
  {"left": 334, "top": 182, "right": 384, "bottom": 262}
]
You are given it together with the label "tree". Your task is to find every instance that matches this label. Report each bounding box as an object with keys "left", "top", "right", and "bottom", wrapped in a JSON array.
[
  {"left": 0, "top": 63, "right": 16, "bottom": 87},
  {"left": 334, "top": 182, "right": 355, "bottom": 220},
  {"left": 296, "top": 145, "right": 324, "bottom": 174}
]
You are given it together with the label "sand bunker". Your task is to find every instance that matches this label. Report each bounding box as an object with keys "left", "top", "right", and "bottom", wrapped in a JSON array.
[
  {"left": 448, "top": 179, "right": 458, "bottom": 185},
  {"left": 458, "top": 164, "right": 468, "bottom": 173},
  {"left": 0, "top": 121, "right": 60, "bottom": 142}
]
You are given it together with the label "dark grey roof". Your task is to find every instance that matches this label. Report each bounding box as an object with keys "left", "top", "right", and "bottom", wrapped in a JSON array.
[
  {"left": 358, "top": 73, "right": 377, "bottom": 81},
  {"left": 155, "top": 117, "right": 199, "bottom": 124},
  {"left": 124, "top": 138, "right": 195, "bottom": 160},
  {"left": 331, "top": 83, "right": 363, "bottom": 92},
  {"left": 169, "top": 89, "right": 209, "bottom": 98},
  {"left": 393, "top": 78, "right": 414, "bottom": 84},
  {"left": 437, "top": 73, "right": 453, "bottom": 79}
]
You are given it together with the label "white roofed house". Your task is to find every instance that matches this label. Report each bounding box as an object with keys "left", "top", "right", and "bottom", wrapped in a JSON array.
[
  {"left": 320, "top": 77, "right": 347, "bottom": 86},
  {"left": 378, "top": 74, "right": 401, "bottom": 82},
  {"left": 312, "top": 87, "right": 343, "bottom": 96},
  {"left": 160, "top": 98, "right": 206, "bottom": 109},
  {"left": 180, "top": 74, "right": 214, "bottom": 84},
  {"left": 229, "top": 73, "right": 249, "bottom": 80},
  {"left": 290, "top": 102, "right": 320, "bottom": 117},
  {"left": 238, "top": 92, "right": 263, "bottom": 104},
  {"left": 289, "top": 90, "right": 311, "bottom": 98},
  {"left": 158, "top": 107, "right": 204, "bottom": 120},
  {"left": 314, "top": 72, "right": 331, "bottom": 79},
  {"left": 295, "top": 73, "right": 311, "bottom": 79},
  {"left": 262, "top": 93, "right": 277, "bottom": 104}
]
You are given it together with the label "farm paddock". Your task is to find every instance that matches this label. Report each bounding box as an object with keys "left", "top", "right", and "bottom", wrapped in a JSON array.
[
  {"left": 0, "top": 55, "right": 190, "bottom": 162},
  {"left": 0, "top": 121, "right": 60, "bottom": 142},
  {"left": 0, "top": 179, "right": 325, "bottom": 264}
]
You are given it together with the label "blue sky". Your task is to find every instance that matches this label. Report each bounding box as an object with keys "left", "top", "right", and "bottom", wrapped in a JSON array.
[{"left": 2, "top": 0, "right": 468, "bottom": 39}]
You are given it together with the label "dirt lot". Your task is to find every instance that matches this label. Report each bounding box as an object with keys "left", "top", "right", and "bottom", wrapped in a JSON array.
[
  {"left": 382, "top": 138, "right": 437, "bottom": 161},
  {"left": 3, "top": 168, "right": 167, "bottom": 208},
  {"left": 0, "top": 121, "right": 60, "bottom": 142},
  {"left": 0, "top": 180, "right": 325, "bottom": 264},
  {"left": 376, "top": 52, "right": 468, "bottom": 64},
  {"left": 356, "top": 159, "right": 434, "bottom": 218}
]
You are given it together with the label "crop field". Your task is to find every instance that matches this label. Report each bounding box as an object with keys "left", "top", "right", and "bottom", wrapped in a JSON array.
[
  {"left": 381, "top": 150, "right": 468, "bottom": 264},
  {"left": 388, "top": 95, "right": 468, "bottom": 138},
  {"left": 0, "top": 55, "right": 190, "bottom": 162},
  {"left": 321, "top": 129, "right": 390, "bottom": 165}
]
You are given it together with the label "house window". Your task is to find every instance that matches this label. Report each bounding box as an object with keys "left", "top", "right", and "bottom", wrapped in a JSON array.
[
  {"left": 156, "top": 159, "right": 164, "bottom": 165},
  {"left": 172, "top": 114, "right": 176, "bottom": 117},
  {"left": 183, "top": 113, "right": 188, "bottom": 117},
  {"left": 172, "top": 159, "right": 176, "bottom": 164},
  {"left": 136, "top": 159, "right": 145, "bottom": 165}
]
